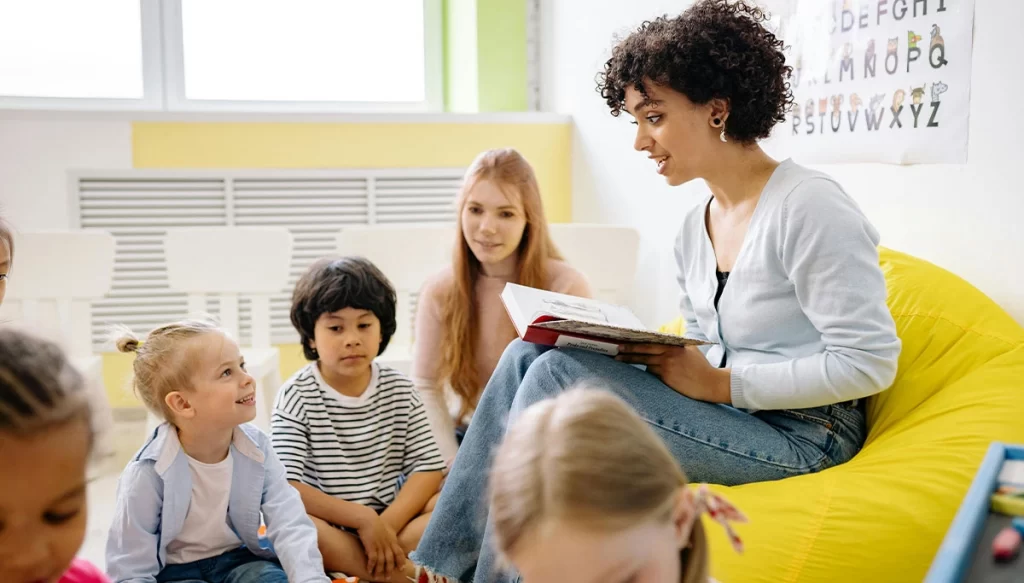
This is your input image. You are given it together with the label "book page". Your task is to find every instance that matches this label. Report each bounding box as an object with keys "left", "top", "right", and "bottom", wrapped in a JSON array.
[
  {"left": 535, "top": 319, "right": 711, "bottom": 347},
  {"left": 554, "top": 334, "right": 619, "bottom": 355},
  {"left": 503, "top": 283, "right": 645, "bottom": 329}
]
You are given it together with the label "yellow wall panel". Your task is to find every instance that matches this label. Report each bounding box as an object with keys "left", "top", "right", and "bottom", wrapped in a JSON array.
[{"left": 132, "top": 121, "right": 572, "bottom": 222}]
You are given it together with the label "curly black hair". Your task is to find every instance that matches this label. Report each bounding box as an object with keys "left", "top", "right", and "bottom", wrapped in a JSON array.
[
  {"left": 290, "top": 256, "right": 397, "bottom": 360},
  {"left": 597, "top": 0, "right": 793, "bottom": 143}
]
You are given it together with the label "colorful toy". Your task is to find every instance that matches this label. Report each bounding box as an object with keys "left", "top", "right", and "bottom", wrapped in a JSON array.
[
  {"left": 991, "top": 493, "right": 1024, "bottom": 517},
  {"left": 993, "top": 518, "right": 1024, "bottom": 561},
  {"left": 993, "top": 525, "right": 1021, "bottom": 561}
]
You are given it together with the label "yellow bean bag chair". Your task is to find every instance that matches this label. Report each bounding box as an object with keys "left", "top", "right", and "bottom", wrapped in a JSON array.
[{"left": 660, "top": 248, "right": 1024, "bottom": 582}]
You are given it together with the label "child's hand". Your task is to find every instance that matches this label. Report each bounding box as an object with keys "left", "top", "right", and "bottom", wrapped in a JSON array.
[{"left": 356, "top": 510, "right": 406, "bottom": 579}]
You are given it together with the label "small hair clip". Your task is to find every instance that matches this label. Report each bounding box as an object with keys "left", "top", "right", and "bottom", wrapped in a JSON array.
[{"left": 695, "top": 484, "right": 748, "bottom": 554}]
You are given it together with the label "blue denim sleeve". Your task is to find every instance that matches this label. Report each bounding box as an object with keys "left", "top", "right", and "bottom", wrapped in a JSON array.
[
  {"left": 259, "top": 436, "right": 331, "bottom": 583},
  {"left": 105, "top": 461, "right": 163, "bottom": 583}
]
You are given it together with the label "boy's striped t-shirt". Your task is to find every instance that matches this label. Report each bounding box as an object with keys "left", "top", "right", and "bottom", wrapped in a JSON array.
[{"left": 270, "top": 361, "right": 445, "bottom": 511}]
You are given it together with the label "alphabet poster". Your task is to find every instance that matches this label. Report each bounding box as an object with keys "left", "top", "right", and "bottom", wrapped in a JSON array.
[{"left": 776, "top": 0, "right": 975, "bottom": 164}]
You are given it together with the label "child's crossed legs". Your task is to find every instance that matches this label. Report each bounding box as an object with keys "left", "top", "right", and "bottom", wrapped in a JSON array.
[{"left": 312, "top": 493, "right": 439, "bottom": 583}]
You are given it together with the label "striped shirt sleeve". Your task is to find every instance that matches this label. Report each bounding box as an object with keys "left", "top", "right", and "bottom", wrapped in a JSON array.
[{"left": 271, "top": 379, "right": 312, "bottom": 484}]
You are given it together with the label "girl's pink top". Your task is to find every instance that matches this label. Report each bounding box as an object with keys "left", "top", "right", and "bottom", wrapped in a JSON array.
[{"left": 58, "top": 559, "right": 109, "bottom": 583}]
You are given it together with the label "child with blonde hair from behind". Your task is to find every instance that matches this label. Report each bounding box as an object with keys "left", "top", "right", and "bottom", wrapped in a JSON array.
[
  {"left": 106, "top": 318, "right": 330, "bottom": 583},
  {"left": 0, "top": 326, "right": 108, "bottom": 583},
  {"left": 486, "top": 389, "right": 748, "bottom": 583}
]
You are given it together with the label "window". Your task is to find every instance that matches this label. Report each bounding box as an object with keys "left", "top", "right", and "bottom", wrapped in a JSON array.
[
  {"left": 176, "top": 0, "right": 427, "bottom": 104},
  {"left": 0, "top": 0, "right": 441, "bottom": 111},
  {"left": 0, "top": 0, "right": 162, "bottom": 109}
]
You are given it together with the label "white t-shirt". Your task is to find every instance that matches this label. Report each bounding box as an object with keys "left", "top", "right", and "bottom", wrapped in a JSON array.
[{"left": 165, "top": 453, "right": 242, "bottom": 565}]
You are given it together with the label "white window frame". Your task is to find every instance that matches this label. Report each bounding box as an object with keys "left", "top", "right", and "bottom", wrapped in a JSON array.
[
  {"left": 0, "top": 0, "right": 165, "bottom": 111},
  {"left": 160, "top": 0, "right": 443, "bottom": 113},
  {"left": 0, "top": 0, "right": 443, "bottom": 113}
]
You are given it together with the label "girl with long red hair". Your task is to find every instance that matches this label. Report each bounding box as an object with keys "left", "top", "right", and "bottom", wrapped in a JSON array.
[{"left": 411, "top": 148, "right": 591, "bottom": 462}]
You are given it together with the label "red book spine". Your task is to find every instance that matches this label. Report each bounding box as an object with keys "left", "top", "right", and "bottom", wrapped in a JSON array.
[
  {"left": 522, "top": 325, "right": 564, "bottom": 346},
  {"left": 522, "top": 325, "right": 620, "bottom": 356}
]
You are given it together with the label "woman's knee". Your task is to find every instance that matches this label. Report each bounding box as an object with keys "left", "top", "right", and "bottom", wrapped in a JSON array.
[
  {"left": 517, "top": 349, "right": 658, "bottom": 407},
  {"left": 528, "top": 348, "right": 620, "bottom": 387},
  {"left": 499, "top": 338, "right": 548, "bottom": 369},
  {"left": 514, "top": 348, "right": 592, "bottom": 406},
  {"left": 480, "top": 340, "right": 551, "bottom": 407}
]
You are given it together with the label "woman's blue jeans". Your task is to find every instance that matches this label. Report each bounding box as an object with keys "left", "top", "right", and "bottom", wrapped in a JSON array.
[{"left": 411, "top": 340, "right": 865, "bottom": 583}]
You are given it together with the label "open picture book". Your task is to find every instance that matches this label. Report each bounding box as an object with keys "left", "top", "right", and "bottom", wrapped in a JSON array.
[{"left": 500, "top": 283, "right": 711, "bottom": 357}]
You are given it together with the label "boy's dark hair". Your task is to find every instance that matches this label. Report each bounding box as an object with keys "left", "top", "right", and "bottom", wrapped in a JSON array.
[
  {"left": 290, "top": 256, "right": 397, "bottom": 361},
  {"left": 596, "top": 0, "right": 793, "bottom": 143},
  {"left": 0, "top": 327, "right": 91, "bottom": 438}
]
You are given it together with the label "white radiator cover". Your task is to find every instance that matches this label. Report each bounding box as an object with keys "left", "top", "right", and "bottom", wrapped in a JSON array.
[{"left": 71, "top": 168, "right": 462, "bottom": 349}]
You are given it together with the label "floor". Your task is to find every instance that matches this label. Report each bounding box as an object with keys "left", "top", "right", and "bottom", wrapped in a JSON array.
[{"left": 80, "top": 419, "right": 148, "bottom": 572}]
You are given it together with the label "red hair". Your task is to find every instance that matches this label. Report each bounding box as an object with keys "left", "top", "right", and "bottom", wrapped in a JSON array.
[{"left": 438, "top": 149, "right": 562, "bottom": 417}]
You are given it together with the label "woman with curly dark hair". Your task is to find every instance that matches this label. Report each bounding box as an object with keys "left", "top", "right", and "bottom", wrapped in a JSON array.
[{"left": 406, "top": 2, "right": 900, "bottom": 581}]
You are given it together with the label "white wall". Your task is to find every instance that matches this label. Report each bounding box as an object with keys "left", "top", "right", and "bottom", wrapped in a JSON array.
[
  {"left": 0, "top": 118, "right": 132, "bottom": 229},
  {"left": 543, "top": 0, "right": 1024, "bottom": 327}
]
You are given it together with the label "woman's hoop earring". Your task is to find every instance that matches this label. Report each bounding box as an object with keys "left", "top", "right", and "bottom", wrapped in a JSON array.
[{"left": 712, "top": 117, "right": 727, "bottom": 142}]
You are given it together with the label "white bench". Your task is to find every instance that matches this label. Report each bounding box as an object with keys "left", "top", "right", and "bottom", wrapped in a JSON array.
[
  {"left": 1, "top": 229, "right": 117, "bottom": 475},
  {"left": 336, "top": 224, "right": 456, "bottom": 374},
  {"left": 144, "top": 226, "right": 293, "bottom": 433}
]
